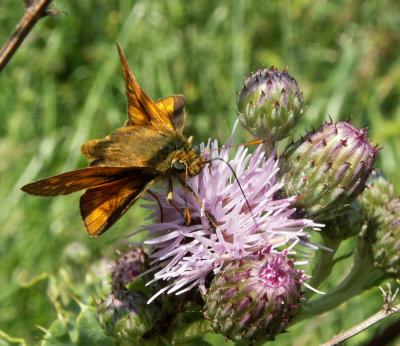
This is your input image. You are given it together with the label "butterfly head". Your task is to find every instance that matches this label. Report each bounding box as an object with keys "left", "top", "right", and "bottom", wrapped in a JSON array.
[{"left": 170, "top": 137, "right": 206, "bottom": 177}]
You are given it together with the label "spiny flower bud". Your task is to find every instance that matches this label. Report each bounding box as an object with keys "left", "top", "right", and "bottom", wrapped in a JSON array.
[
  {"left": 110, "top": 247, "right": 147, "bottom": 293},
  {"left": 366, "top": 198, "right": 400, "bottom": 277},
  {"left": 204, "top": 248, "right": 305, "bottom": 342},
  {"left": 237, "top": 67, "right": 304, "bottom": 144},
  {"left": 279, "top": 121, "right": 378, "bottom": 221},
  {"left": 98, "top": 290, "right": 155, "bottom": 339},
  {"left": 358, "top": 170, "right": 394, "bottom": 220}
]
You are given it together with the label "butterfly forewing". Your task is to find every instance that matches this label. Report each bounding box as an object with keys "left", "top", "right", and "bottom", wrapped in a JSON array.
[
  {"left": 116, "top": 43, "right": 175, "bottom": 131},
  {"left": 21, "top": 167, "right": 138, "bottom": 196}
]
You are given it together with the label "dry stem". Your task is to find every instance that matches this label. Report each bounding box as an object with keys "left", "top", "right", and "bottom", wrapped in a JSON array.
[{"left": 0, "top": 0, "right": 54, "bottom": 72}]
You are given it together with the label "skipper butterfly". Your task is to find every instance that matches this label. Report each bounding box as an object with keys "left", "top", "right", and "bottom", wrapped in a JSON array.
[{"left": 22, "top": 43, "right": 206, "bottom": 236}]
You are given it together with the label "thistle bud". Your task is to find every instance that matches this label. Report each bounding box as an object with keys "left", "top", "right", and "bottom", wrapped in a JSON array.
[
  {"left": 358, "top": 170, "right": 394, "bottom": 220},
  {"left": 237, "top": 67, "right": 304, "bottom": 144},
  {"left": 366, "top": 198, "right": 400, "bottom": 277},
  {"left": 110, "top": 247, "right": 148, "bottom": 293},
  {"left": 279, "top": 121, "right": 377, "bottom": 221},
  {"left": 98, "top": 290, "right": 155, "bottom": 339},
  {"left": 204, "top": 249, "right": 305, "bottom": 342}
]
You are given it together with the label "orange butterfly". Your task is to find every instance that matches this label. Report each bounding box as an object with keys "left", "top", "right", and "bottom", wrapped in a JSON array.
[{"left": 22, "top": 43, "right": 206, "bottom": 236}]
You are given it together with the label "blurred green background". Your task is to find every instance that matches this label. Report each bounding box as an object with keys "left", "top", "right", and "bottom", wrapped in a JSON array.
[{"left": 1, "top": 0, "right": 400, "bottom": 344}]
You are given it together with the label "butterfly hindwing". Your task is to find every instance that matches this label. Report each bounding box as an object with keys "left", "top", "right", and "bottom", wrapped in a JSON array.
[
  {"left": 80, "top": 172, "right": 155, "bottom": 236},
  {"left": 155, "top": 95, "right": 186, "bottom": 133}
]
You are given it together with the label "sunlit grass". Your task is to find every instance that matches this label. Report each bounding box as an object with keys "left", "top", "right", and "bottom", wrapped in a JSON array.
[{"left": 1, "top": 0, "right": 399, "bottom": 343}]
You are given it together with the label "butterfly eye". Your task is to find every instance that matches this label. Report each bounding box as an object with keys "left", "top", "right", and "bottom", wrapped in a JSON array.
[{"left": 172, "top": 161, "right": 186, "bottom": 172}]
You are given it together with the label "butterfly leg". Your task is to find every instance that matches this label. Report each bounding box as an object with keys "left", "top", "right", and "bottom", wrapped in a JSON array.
[
  {"left": 147, "top": 190, "right": 164, "bottom": 222},
  {"left": 166, "top": 178, "right": 186, "bottom": 221},
  {"left": 176, "top": 177, "right": 219, "bottom": 231}
]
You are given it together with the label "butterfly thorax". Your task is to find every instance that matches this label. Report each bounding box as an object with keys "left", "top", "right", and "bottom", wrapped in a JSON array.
[
  {"left": 146, "top": 130, "right": 206, "bottom": 177},
  {"left": 82, "top": 127, "right": 206, "bottom": 178}
]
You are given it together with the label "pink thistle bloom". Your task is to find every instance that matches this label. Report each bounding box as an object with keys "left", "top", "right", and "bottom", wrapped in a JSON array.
[{"left": 129, "top": 123, "right": 322, "bottom": 303}]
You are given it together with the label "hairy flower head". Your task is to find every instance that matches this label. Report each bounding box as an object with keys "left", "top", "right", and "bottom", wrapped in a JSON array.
[{"left": 130, "top": 123, "right": 321, "bottom": 302}]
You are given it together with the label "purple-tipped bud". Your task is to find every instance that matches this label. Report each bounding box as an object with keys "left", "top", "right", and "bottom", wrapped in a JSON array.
[
  {"left": 279, "top": 121, "right": 377, "bottom": 221},
  {"left": 98, "top": 290, "right": 155, "bottom": 339},
  {"left": 363, "top": 198, "right": 400, "bottom": 277},
  {"left": 237, "top": 67, "right": 304, "bottom": 144},
  {"left": 110, "top": 247, "right": 148, "bottom": 293},
  {"left": 204, "top": 248, "right": 305, "bottom": 342},
  {"left": 358, "top": 170, "right": 394, "bottom": 220}
]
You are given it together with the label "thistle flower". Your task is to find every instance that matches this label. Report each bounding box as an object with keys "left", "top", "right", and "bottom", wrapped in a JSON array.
[
  {"left": 279, "top": 120, "right": 378, "bottom": 221},
  {"left": 132, "top": 122, "right": 322, "bottom": 302},
  {"left": 237, "top": 67, "right": 304, "bottom": 145},
  {"left": 204, "top": 248, "right": 306, "bottom": 342}
]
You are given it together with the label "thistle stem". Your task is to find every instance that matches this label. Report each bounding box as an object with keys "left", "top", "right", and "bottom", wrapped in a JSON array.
[
  {"left": 170, "top": 318, "right": 212, "bottom": 344},
  {"left": 305, "top": 236, "right": 341, "bottom": 299},
  {"left": 295, "top": 250, "right": 386, "bottom": 323},
  {"left": 321, "top": 302, "right": 400, "bottom": 345}
]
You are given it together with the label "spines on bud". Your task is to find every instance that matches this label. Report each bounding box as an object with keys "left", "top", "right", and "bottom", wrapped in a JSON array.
[
  {"left": 279, "top": 121, "right": 377, "bottom": 221},
  {"left": 204, "top": 248, "right": 305, "bottom": 342},
  {"left": 369, "top": 198, "right": 400, "bottom": 276},
  {"left": 236, "top": 67, "right": 304, "bottom": 145},
  {"left": 98, "top": 290, "right": 155, "bottom": 339},
  {"left": 358, "top": 170, "right": 394, "bottom": 220},
  {"left": 358, "top": 173, "right": 400, "bottom": 277}
]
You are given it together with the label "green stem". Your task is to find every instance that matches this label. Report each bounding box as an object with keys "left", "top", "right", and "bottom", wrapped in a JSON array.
[
  {"left": 169, "top": 318, "right": 212, "bottom": 344},
  {"left": 295, "top": 250, "right": 386, "bottom": 323},
  {"left": 305, "top": 236, "right": 341, "bottom": 299}
]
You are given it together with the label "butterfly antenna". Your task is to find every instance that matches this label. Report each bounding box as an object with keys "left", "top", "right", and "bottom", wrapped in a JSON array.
[
  {"left": 184, "top": 164, "right": 191, "bottom": 224},
  {"left": 200, "top": 139, "right": 265, "bottom": 154},
  {"left": 205, "top": 157, "right": 260, "bottom": 229}
]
